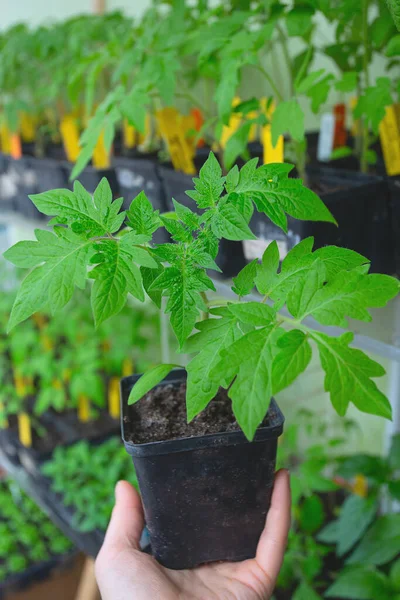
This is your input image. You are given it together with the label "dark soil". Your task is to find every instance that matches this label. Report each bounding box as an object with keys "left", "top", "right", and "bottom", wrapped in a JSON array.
[{"left": 126, "top": 382, "right": 270, "bottom": 444}]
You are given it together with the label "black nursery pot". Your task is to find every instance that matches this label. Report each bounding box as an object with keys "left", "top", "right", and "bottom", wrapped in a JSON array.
[
  {"left": 62, "top": 163, "right": 120, "bottom": 197},
  {"left": 120, "top": 369, "right": 284, "bottom": 570}
]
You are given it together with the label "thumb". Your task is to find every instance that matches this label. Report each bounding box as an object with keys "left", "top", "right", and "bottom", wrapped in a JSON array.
[{"left": 103, "top": 480, "right": 144, "bottom": 553}]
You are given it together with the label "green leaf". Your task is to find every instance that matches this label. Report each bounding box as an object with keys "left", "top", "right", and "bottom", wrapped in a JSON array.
[
  {"left": 388, "top": 480, "right": 400, "bottom": 501},
  {"left": 371, "top": 12, "right": 396, "bottom": 49},
  {"left": 120, "top": 90, "right": 146, "bottom": 133},
  {"left": 272, "top": 330, "right": 312, "bottom": 394},
  {"left": 293, "top": 581, "right": 322, "bottom": 600},
  {"left": 228, "top": 302, "right": 276, "bottom": 326},
  {"left": 331, "top": 146, "right": 353, "bottom": 160},
  {"left": 212, "top": 197, "right": 257, "bottom": 241},
  {"left": 313, "top": 331, "right": 391, "bottom": 419},
  {"left": 185, "top": 152, "right": 225, "bottom": 209},
  {"left": 335, "top": 71, "right": 358, "bottom": 92},
  {"left": 326, "top": 567, "right": 390, "bottom": 599},
  {"left": 299, "top": 495, "right": 324, "bottom": 533},
  {"left": 337, "top": 495, "right": 378, "bottom": 556},
  {"left": 127, "top": 191, "right": 160, "bottom": 236},
  {"left": 232, "top": 260, "right": 258, "bottom": 297},
  {"left": 90, "top": 240, "right": 144, "bottom": 327},
  {"left": 354, "top": 78, "right": 393, "bottom": 133},
  {"left": 390, "top": 558, "right": 400, "bottom": 591},
  {"left": 301, "top": 271, "right": 399, "bottom": 326},
  {"left": 185, "top": 316, "right": 240, "bottom": 421},
  {"left": 305, "top": 74, "right": 335, "bottom": 113},
  {"left": 161, "top": 216, "right": 192, "bottom": 243},
  {"left": 172, "top": 199, "right": 201, "bottom": 231},
  {"left": 128, "top": 364, "right": 180, "bottom": 405},
  {"left": 120, "top": 234, "right": 158, "bottom": 268},
  {"left": 295, "top": 69, "right": 326, "bottom": 94},
  {"left": 224, "top": 122, "right": 252, "bottom": 170},
  {"left": 287, "top": 258, "right": 326, "bottom": 319},
  {"left": 141, "top": 264, "right": 164, "bottom": 308},
  {"left": 386, "top": 0, "right": 400, "bottom": 31},
  {"left": 286, "top": 6, "right": 314, "bottom": 37},
  {"left": 7, "top": 230, "right": 91, "bottom": 330},
  {"left": 386, "top": 34, "right": 400, "bottom": 55},
  {"left": 151, "top": 265, "right": 214, "bottom": 346},
  {"left": 212, "top": 327, "right": 277, "bottom": 440},
  {"left": 30, "top": 179, "right": 125, "bottom": 236},
  {"left": 255, "top": 241, "right": 280, "bottom": 295},
  {"left": 271, "top": 99, "right": 305, "bottom": 146},
  {"left": 317, "top": 520, "right": 340, "bottom": 544}
]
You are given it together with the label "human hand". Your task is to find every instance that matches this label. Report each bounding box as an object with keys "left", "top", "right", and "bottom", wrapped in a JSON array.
[{"left": 96, "top": 470, "right": 291, "bottom": 600}]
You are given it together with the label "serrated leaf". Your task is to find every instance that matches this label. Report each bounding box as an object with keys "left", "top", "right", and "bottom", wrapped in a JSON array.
[
  {"left": 354, "top": 78, "right": 393, "bottom": 133},
  {"left": 212, "top": 327, "right": 277, "bottom": 440},
  {"left": 302, "top": 271, "right": 399, "bottom": 326},
  {"left": 185, "top": 152, "right": 224, "bottom": 209},
  {"left": 232, "top": 260, "right": 258, "bottom": 297},
  {"left": 128, "top": 364, "right": 180, "bottom": 405},
  {"left": 313, "top": 331, "right": 392, "bottom": 419},
  {"left": 347, "top": 514, "right": 400, "bottom": 566},
  {"left": 90, "top": 240, "right": 144, "bottom": 327},
  {"left": 141, "top": 264, "right": 164, "bottom": 308},
  {"left": 287, "top": 259, "right": 326, "bottom": 319},
  {"left": 337, "top": 495, "right": 378, "bottom": 557},
  {"left": 7, "top": 231, "right": 92, "bottom": 330},
  {"left": 151, "top": 265, "right": 214, "bottom": 346},
  {"left": 186, "top": 316, "right": 240, "bottom": 420},
  {"left": 127, "top": 191, "right": 160, "bottom": 236},
  {"left": 271, "top": 99, "right": 305, "bottom": 146},
  {"left": 255, "top": 241, "right": 280, "bottom": 295},
  {"left": 160, "top": 216, "right": 192, "bottom": 243},
  {"left": 29, "top": 179, "right": 125, "bottom": 236},
  {"left": 326, "top": 567, "right": 391, "bottom": 599},
  {"left": 212, "top": 198, "right": 257, "bottom": 241},
  {"left": 272, "top": 330, "right": 312, "bottom": 394},
  {"left": 227, "top": 302, "right": 275, "bottom": 326},
  {"left": 172, "top": 199, "right": 201, "bottom": 231},
  {"left": 387, "top": 0, "right": 400, "bottom": 31},
  {"left": 120, "top": 234, "right": 157, "bottom": 268}
]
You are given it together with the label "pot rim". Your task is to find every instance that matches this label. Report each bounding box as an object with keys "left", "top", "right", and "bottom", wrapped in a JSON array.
[{"left": 120, "top": 369, "right": 284, "bottom": 457}]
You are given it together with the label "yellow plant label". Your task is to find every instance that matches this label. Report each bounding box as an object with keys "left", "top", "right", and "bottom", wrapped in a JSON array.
[
  {"left": 352, "top": 474, "right": 368, "bottom": 498},
  {"left": 350, "top": 97, "right": 361, "bottom": 137},
  {"left": 220, "top": 96, "right": 241, "bottom": 149},
  {"left": 123, "top": 119, "right": 136, "bottom": 148},
  {"left": 0, "top": 403, "right": 8, "bottom": 429},
  {"left": 108, "top": 377, "right": 120, "bottom": 420},
  {"left": 20, "top": 112, "right": 36, "bottom": 142},
  {"left": 18, "top": 413, "right": 32, "bottom": 448},
  {"left": 60, "top": 115, "right": 81, "bottom": 163},
  {"left": 138, "top": 114, "right": 151, "bottom": 145},
  {"left": 122, "top": 359, "right": 133, "bottom": 377},
  {"left": 262, "top": 100, "right": 284, "bottom": 164},
  {"left": 14, "top": 373, "right": 26, "bottom": 398},
  {"left": 0, "top": 123, "right": 11, "bottom": 154},
  {"left": 156, "top": 108, "right": 196, "bottom": 175},
  {"left": 379, "top": 104, "right": 400, "bottom": 176},
  {"left": 93, "top": 131, "right": 110, "bottom": 169},
  {"left": 78, "top": 395, "right": 90, "bottom": 422}
]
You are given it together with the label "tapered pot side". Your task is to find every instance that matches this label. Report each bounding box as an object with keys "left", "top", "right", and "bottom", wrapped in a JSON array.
[{"left": 120, "top": 369, "right": 284, "bottom": 570}]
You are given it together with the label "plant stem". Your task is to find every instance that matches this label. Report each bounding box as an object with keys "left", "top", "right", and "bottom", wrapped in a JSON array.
[
  {"left": 360, "top": 0, "right": 370, "bottom": 174},
  {"left": 254, "top": 65, "right": 284, "bottom": 103},
  {"left": 277, "top": 25, "right": 294, "bottom": 97}
]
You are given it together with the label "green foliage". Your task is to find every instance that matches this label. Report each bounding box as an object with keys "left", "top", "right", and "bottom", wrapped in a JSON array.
[
  {"left": 42, "top": 438, "right": 138, "bottom": 532},
  {"left": 5, "top": 152, "right": 399, "bottom": 440},
  {"left": 0, "top": 479, "right": 72, "bottom": 582}
]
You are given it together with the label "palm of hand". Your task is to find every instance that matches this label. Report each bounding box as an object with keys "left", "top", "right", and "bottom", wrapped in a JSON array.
[{"left": 96, "top": 472, "right": 290, "bottom": 600}]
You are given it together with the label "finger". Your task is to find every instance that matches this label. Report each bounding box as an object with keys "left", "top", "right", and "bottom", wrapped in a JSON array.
[
  {"left": 103, "top": 480, "right": 144, "bottom": 552},
  {"left": 255, "top": 469, "right": 291, "bottom": 584}
]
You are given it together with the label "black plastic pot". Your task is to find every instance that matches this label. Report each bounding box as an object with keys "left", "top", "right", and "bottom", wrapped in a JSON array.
[
  {"left": 245, "top": 166, "right": 395, "bottom": 275},
  {"left": 7, "top": 157, "right": 43, "bottom": 220},
  {"left": 121, "top": 369, "right": 284, "bottom": 570},
  {"left": 62, "top": 163, "right": 120, "bottom": 197},
  {"left": 387, "top": 177, "right": 400, "bottom": 277},
  {"left": 158, "top": 165, "right": 247, "bottom": 277},
  {"left": 31, "top": 157, "right": 70, "bottom": 194},
  {"left": 114, "top": 157, "right": 169, "bottom": 243}
]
